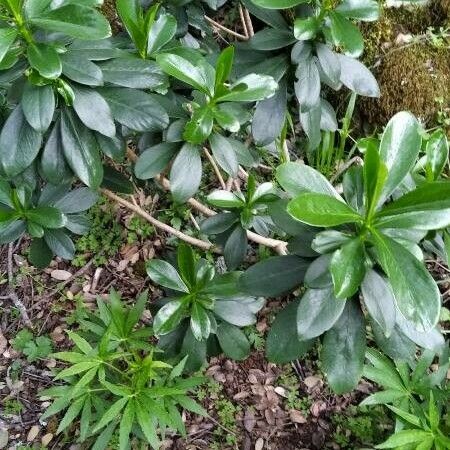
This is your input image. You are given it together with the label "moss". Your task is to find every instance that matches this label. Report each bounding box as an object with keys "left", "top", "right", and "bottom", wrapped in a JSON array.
[
  {"left": 361, "top": 0, "right": 449, "bottom": 65},
  {"left": 361, "top": 43, "right": 450, "bottom": 129}
]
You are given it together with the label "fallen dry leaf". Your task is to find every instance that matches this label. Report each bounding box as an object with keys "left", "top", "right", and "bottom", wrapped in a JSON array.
[
  {"left": 50, "top": 269, "right": 72, "bottom": 281},
  {"left": 289, "top": 409, "right": 307, "bottom": 424},
  {"left": 27, "top": 426, "right": 40, "bottom": 443}
]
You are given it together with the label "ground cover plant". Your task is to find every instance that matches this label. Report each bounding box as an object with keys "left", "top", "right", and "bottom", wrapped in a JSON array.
[{"left": 0, "top": 0, "right": 449, "bottom": 449}]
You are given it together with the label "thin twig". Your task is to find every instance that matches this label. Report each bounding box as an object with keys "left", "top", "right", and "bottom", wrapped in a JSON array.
[
  {"left": 1, "top": 244, "right": 33, "bottom": 328},
  {"left": 101, "top": 189, "right": 219, "bottom": 252},
  {"left": 243, "top": 7, "right": 254, "bottom": 37},
  {"left": 204, "top": 15, "right": 248, "bottom": 40},
  {"left": 238, "top": 4, "right": 249, "bottom": 39},
  {"left": 203, "top": 147, "right": 226, "bottom": 189},
  {"left": 127, "top": 148, "right": 288, "bottom": 254},
  {"left": 330, "top": 156, "right": 363, "bottom": 184}
]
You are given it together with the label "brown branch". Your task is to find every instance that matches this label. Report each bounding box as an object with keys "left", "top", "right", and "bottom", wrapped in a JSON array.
[
  {"left": 204, "top": 15, "right": 248, "bottom": 40},
  {"left": 203, "top": 147, "right": 226, "bottom": 189},
  {"left": 101, "top": 189, "right": 219, "bottom": 253},
  {"left": 243, "top": 7, "right": 254, "bottom": 37},
  {"left": 127, "top": 148, "right": 288, "bottom": 254}
]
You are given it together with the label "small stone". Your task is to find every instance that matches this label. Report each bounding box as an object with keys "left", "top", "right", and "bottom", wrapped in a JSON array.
[
  {"left": 274, "top": 386, "right": 287, "bottom": 398},
  {"left": 50, "top": 269, "right": 72, "bottom": 281},
  {"left": 303, "top": 376, "right": 322, "bottom": 391},
  {"left": 41, "top": 433, "right": 53, "bottom": 447},
  {"left": 0, "top": 429, "right": 8, "bottom": 449},
  {"left": 255, "top": 437, "right": 264, "bottom": 450},
  {"left": 290, "top": 409, "right": 307, "bottom": 424},
  {"left": 27, "top": 425, "right": 40, "bottom": 442}
]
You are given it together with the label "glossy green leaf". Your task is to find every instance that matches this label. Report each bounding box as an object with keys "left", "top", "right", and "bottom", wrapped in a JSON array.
[
  {"left": 99, "top": 57, "right": 166, "bottom": 90},
  {"left": 328, "top": 11, "right": 364, "bottom": 57},
  {"left": 294, "top": 58, "right": 320, "bottom": 112},
  {"left": 31, "top": 4, "right": 111, "bottom": 40},
  {"left": 216, "top": 322, "right": 250, "bottom": 360},
  {"left": 99, "top": 87, "right": 169, "bottom": 132},
  {"left": 146, "top": 259, "right": 189, "bottom": 292},
  {"left": 0, "top": 219, "right": 26, "bottom": 244},
  {"left": 239, "top": 255, "right": 309, "bottom": 296},
  {"left": 321, "top": 300, "right": 366, "bottom": 394},
  {"left": 61, "top": 53, "right": 104, "bottom": 86},
  {"left": 29, "top": 238, "right": 53, "bottom": 268},
  {"left": 426, "top": 129, "right": 448, "bottom": 180},
  {"left": 297, "top": 287, "right": 346, "bottom": 339},
  {"left": 372, "top": 231, "right": 440, "bottom": 332},
  {"left": 374, "top": 182, "right": 450, "bottom": 230},
  {"left": 72, "top": 85, "right": 115, "bottom": 137},
  {"left": 21, "top": 83, "right": 55, "bottom": 133},
  {"left": 207, "top": 190, "right": 244, "bottom": 209},
  {"left": 26, "top": 206, "right": 66, "bottom": 229},
  {"left": 293, "top": 17, "right": 318, "bottom": 40},
  {"left": 169, "top": 143, "right": 202, "bottom": 203},
  {"left": 44, "top": 229, "right": 75, "bottom": 259},
  {"left": 224, "top": 225, "right": 247, "bottom": 270},
  {"left": 135, "top": 142, "right": 179, "bottom": 179},
  {"left": 208, "top": 133, "right": 238, "bottom": 177},
  {"left": 379, "top": 111, "right": 422, "bottom": 201},
  {"left": 183, "top": 105, "right": 213, "bottom": 144},
  {"left": 0, "top": 106, "right": 42, "bottom": 177},
  {"left": 249, "top": 28, "right": 296, "bottom": 51},
  {"left": 287, "top": 193, "right": 362, "bottom": 227},
  {"left": 330, "top": 238, "right": 366, "bottom": 299},
  {"left": 60, "top": 108, "right": 103, "bottom": 189},
  {"left": 147, "top": 13, "right": 177, "bottom": 56},
  {"left": 0, "top": 28, "right": 17, "bottom": 63},
  {"left": 338, "top": 54, "right": 380, "bottom": 97},
  {"left": 336, "top": 0, "right": 380, "bottom": 21},
  {"left": 276, "top": 162, "right": 341, "bottom": 198},
  {"left": 28, "top": 43, "right": 62, "bottom": 79},
  {"left": 217, "top": 74, "right": 278, "bottom": 103},
  {"left": 153, "top": 299, "right": 187, "bottom": 336},
  {"left": 361, "top": 270, "right": 396, "bottom": 337},
  {"left": 266, "top": 298, "right": 315, "bottom": 363},
  {"left": 190, "top": 303, "right": 210, "bottom": 340},
  {"left": 214, "top": 46, "right": 234, "bottom": 89}
]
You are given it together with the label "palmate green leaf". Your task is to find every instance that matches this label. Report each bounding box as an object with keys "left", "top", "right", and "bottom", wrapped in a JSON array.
[
  {"left": 321, "top": 300, "right": 366, "bottom": 394},
  {"left": 297, "top": 287, "right": 346, "bottom": 340},
  {"left": 0, "top": 105, "right": 42, "bottom": 177},
  {"left": 169, "top": 143, "right": 202, "bottom": 202},
  {"left": 239, "top": 255, "right": 309, "bottom": 296},
  {"left": 54, "top": 360, "right": 99, "bottom": 380},
  {"left": 56, "top": 395, "right": 86, "bottom": 434},
  {"left": 372, "top": 231, "right": 440, "bottom": 332},
  {"left": 375, "top": 430, "right": 433, "bottom": 449},
  {"left": 21, "top": 83, "right": 55, "bottom": 133},
  {"left": 359, "top": 389, "right": 408, "bottom": 406},
  {"left": 60, "top": 108, "right": 103, "bottom": 189},
  {"left": 119, "top": 401, "right": 134, "bottom": 450},
  {"left": 216, "top": 322, "right": 250, "bottom": 360},
  {"left": 266, "top": 298, "right": 315, "bottom": 363},
  {"left": 287, "top": 193, "right": 363, "bottom": 227},
  {"left": 328, "top": 11, "right": 364, "bottom": 57},
  {"left": 93, "top": 397, "right": 128, "bottom": 433},
  {"left": 373, "top": 182, "right": 450, "bottom": 230},
  {"left": 135, "top": 400, "right": 160, "bottom": 449},
  {"left": 251, "top": 0, "right": 309, "bottom": 8},
  {"left": 330, "top": 237, "right": 366, "bottom": 299},
  {"left": 30, "top": 4, "right": 111, "bottom": 40},
  {"left": 378, "top": 111, "right": 422, "bottom": 202},
  {"left": 28, "top": 43, "right": 62, "bottom": 79}
]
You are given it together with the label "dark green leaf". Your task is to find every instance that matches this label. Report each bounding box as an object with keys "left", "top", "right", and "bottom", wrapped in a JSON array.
[
  {"left": 328, "top": 11, "right": 364, "bottom": 57},
  {"left": 61, "top": 53, "right": 103, "bottom": 86},
  {"left": 224, "top": 225, "right": 247, "bottom": 270},
  {"left": 209, "top": 133, "right": 238, "bottom": 177},
  {"left": 321, "top": 300, "right": 366, "bottom": 394},
  {"left": 28, "top": 43, "right": 61, "bottom": 79},
  {"left": 21, "top": 83, "right": 55, "bottom": 132},
  {"left": 146, "top": 259, "right": 189, "bottom": 292},
  {"left": 44, "top": 229, "right": 75, "bottom": 259},
  {"left": 216, "top": 322, "right": 250, "bottom": 360},
  {"left": 29, "top": 238, "right": 53, "bottom": 268},
  {"left": 134, "top": 142, "right": 179, "bottom": 179}
]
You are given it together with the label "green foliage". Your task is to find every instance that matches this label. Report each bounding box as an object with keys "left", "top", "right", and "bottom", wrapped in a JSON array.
[
  {"left": 147, "top": 244, "right": 264, "bottom": 369},
  {"left": 362, "top": 348, "right": 450, "bottom": 449},
  {"left": 41, "top": 289, "right": 205, "bottom": 450},
  {"left": 240, "top": 111, "right": 450, "bottom": 393},
  {"left": 12, "top": 329, "right": 53, "bottom": 362}
]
